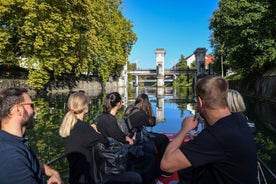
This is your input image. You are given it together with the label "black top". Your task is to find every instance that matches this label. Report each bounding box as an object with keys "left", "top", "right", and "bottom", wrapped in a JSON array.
[
  {"left": 128, "top": 108, "right": 156, "bottom": 128},
  {"left": 0, "top": 130, "right": 43, "bottom": 184},
  {"left": 180, "top": 113, "right": 258, "bottom": 184},
  {"left": 97, "top": 113, "right": 128, "bottom": 144},
  {"left": 64, "top": 119, "right": 107, "bottom": 184}
]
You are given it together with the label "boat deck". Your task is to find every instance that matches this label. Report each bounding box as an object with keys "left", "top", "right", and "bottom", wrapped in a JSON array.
[{"left": 155, "top": 133, "right": 191, "bottom": 184}]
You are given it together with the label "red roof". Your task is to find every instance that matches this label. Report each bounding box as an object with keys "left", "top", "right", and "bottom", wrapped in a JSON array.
[{"left": 205, "top": 54, "right": 214, "bottom": 65}]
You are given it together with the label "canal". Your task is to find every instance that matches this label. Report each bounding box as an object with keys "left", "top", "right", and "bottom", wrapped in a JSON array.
[{"left": 26, "top": 86, "right": 276, "bottom": 183}]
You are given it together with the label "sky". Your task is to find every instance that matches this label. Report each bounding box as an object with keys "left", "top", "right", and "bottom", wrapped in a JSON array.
[{"left": 122, "top": 0, "right": 220, "bottom": 69}]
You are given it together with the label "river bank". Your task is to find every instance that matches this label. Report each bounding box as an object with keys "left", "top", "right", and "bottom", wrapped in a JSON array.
[
  {"left": 228, "top": 67, "right": 276, "bottom": 103},
  {"left": 1, "top": 67, "right": 275, "bottom": 102}
]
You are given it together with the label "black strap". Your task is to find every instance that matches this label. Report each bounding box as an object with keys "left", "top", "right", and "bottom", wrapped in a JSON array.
[{"left": 125, "top": 108, "right": 139, "bottom": 131}]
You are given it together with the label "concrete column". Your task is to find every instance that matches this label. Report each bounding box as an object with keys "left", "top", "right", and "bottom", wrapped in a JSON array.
[
  {"left": 194, "top": 48, "right": 207, "bottom": 76},
  {"left": 156, "top": 94, "right": 165, "bottom": 122},
  {"left": 155, "top": 48, "right": 166, "bottom": 87},
  {"left": 134, "top": 75, "right": 139, "bottom": 87}
]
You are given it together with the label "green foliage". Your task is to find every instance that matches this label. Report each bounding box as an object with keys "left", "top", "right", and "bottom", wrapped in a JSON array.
[
  {"left": 27, "top": 97, "right": 65, "bottom": 171},
  {"left": 177, "top": 55, "right": 189, "bottom": 70},
  {"left": 225, "top": 72, "right": 242, "bottom": 80},
  {"left": 173, "top": 74, "right": 191, "bottom": 88},
  {"left": 27, "top": 69, "right": 50, "bottom": 90},
  {"left": 173, "top": 55, "right": 193, "bottom": 87},
  {"left": 0, "top": 0, "right": 137, "bottom": 90},
  {"left": 255, "top": 132, "right": 276, "bottom": 161},
  {"left": 209, "top": 0, "right": 276, "bottom": 79}
]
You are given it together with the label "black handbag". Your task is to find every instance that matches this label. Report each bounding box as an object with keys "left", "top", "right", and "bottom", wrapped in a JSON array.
[
  {"left": 94, "top": 137, "right": 128, "bottom": 175},
  {"left": 134, "top": 127, "right": 157, "bottom": 155}
]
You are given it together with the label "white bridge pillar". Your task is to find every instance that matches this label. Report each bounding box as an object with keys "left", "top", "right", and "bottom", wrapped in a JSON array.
[
  {"left": 134, "top": 75, "right": 139, "bottom": 87},
  {"left": 194, "top": 48, "right": 207, "bottom": 76},
  {"left": 193, "top": 48, "right": 207, "bottom": 95},
  {"left": 155, "top": 48, "right": 166, "bottom": 88}
]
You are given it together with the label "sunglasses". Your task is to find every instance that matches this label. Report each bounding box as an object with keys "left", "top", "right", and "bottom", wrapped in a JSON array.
[{"left": 19, "top": 102, "right": 35, "bottom": 109}]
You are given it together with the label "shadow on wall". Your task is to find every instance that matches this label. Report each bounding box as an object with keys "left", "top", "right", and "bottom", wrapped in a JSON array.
[{"left": 229, "top": 67, "right": 276, "bottom": 102}]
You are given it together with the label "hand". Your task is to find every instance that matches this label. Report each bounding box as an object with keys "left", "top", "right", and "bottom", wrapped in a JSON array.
[
  {"left": 41, "top": 163, "right": 63, "bottom": 184},
  {"left": 181, "top": 116, "right": 199, "bottom": 133},
  {"left": 47, "top": 171, "right": 63, "bottom": 184},
  {"left": 91, "top": 124, "right": 100, "bottom": 133},
  {"left": 126, "top": 134, "right": 136, "bottom": 145}
]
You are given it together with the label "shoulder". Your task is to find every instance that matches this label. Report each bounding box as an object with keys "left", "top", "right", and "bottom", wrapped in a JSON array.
[
  {"left": 0, "top": 138, "right": 38, "bottom": 168},
  {"left": 130, "top": 109, "right": 149, "bottom": 120},
  {"left": 98, "top": 113, "right": 113, "bottom": 120},
  {"left": 73, "top": 119, "right": 92, "bottom": 130},
  {"left": 0, "top": 142, "right": 43, "bottom": 183}
]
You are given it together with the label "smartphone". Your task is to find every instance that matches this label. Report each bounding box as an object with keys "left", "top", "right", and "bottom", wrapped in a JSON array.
[{"left": 128, "top": 128, "right": 137, "bottom": 138}]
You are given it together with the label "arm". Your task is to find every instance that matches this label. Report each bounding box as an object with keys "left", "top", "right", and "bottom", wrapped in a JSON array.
[
  {"left": 40, "top": 162, "right": 63, "bottom": 184},
  {"left": 161, "top": 116, "right": 198, "bottom": 172}
]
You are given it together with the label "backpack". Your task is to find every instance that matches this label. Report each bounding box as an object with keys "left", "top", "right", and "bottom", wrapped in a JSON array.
[
  {"left": 91, "top": 137, "right": 129, "bottom": 179},
  {"left": 117, "top": 108, "right": 139, "bottom": 134},
  {"left": 118, "top": 108, "right": 157, "bottom": 156}
]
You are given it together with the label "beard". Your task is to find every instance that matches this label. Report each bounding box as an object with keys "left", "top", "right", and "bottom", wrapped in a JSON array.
[{"left": 22, "top": 109, "right": 36, "bottom": 129}]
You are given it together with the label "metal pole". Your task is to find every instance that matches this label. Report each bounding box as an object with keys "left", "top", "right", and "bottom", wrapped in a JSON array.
[{"left": 257, "top": 157, "right": 276, "bottom": 180}]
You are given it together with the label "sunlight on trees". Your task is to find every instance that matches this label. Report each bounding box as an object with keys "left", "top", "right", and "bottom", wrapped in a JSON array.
[
  {"left": 209, "top": 0, "right": 275, "bottom": 79},
  {"left": 0, "top": 0, "right": 137, "bottom": 90}
]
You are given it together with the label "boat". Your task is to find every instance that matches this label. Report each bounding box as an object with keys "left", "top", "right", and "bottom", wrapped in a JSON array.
[{"left": 47, "top": 126, "right": 276, "bottom": 184}]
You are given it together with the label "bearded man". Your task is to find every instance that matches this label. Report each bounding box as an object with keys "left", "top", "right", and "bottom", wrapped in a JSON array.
[{"left": 0, "top": 88, "right": 62, "bottom": 184}]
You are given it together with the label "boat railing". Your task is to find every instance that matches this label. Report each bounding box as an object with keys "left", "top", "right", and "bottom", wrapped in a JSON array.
[
  {"left": 47, "top": 154, "right": 66, "bottom": 165},
  {"left": 257, "top": 157, "right": 276, "bottom": 183}
]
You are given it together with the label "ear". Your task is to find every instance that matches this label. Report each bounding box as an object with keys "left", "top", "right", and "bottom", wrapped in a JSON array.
[
  {"left": 198, "top": 96, "right": 204, "bottom": 108},
  {"left": 84, "top": 106, "right": 88, "bottom": 114},
  {"left": 9, "top": 105, "right": 23, "bottom": 117}
]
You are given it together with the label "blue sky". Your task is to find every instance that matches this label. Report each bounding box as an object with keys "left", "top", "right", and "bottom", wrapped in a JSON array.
[{"left": 122, "top": 0, "right": 219, "bottom": 69}]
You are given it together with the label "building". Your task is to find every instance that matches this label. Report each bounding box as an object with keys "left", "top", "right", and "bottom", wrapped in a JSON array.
[{"left": 172, "top": 53, "right": 214, "bottom": 69}]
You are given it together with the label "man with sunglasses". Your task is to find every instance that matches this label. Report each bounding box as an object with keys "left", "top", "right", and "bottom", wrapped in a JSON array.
[
  {"left": 161, "top": 76, "right": 257, "bottom": 183},
  {"left": 0, "top": 88, "right": 62, "bottom": 184}
]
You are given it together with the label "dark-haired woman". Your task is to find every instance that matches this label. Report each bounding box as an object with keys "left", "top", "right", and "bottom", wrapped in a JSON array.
[
  {"left": 96, "top": 92, "right": 158, "bottom": 184},
  {"left": 125, "top": 93, "right": 172, "bottom": 178}
]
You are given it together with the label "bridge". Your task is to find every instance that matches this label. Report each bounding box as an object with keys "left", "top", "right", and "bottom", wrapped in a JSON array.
[
  {"left": 127, "top": 69, "right": 197, "bottom": 83},
  {"left": 127, "top": 69, "right": 196, "bottom": 76},
  {"left": 120, "top": 48, "right": 209, "bottom": 88}
]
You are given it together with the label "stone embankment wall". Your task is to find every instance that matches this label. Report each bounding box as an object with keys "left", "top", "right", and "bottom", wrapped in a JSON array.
[
  {"left": 1, "top": 67, "right": 275, "bottom": 101},
  {"left": 0, "top": 79, "right": 32, "bottom": 91},
  {"left": 0, "top": 79, "right": 123, "bottom": 97},
  {"left": 228, "top": 67, "right": 276, "bottom": 103}
]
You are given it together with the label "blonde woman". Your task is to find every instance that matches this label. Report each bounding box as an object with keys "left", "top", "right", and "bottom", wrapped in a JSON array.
[
  {"left": 227, "top": 89, "right": 246, "bottom": 112},
  {"left": 59, "top": 91, "right": 141, "bottom": 184},
  {"left": 227, "top": 89, "right": 255, "bottom": 132}
]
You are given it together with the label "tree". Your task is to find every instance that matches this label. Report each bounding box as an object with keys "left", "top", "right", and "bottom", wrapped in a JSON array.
[
  {"left": 173, "top": 55, "right": 192, "bottom": 87},
  {"left": 0, "top": 0, "right": 137, "bottom": 90},
  {"left": 209, "top": 0, "right": 276, "bottom": 79}
]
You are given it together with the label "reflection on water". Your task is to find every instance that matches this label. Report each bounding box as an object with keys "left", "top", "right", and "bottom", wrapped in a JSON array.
[
  {"left": 243, "top": 97, "right": 276, "bottom": 182},
  {"left": 25, "top": 87, "right": 276, "bottom": 182}
]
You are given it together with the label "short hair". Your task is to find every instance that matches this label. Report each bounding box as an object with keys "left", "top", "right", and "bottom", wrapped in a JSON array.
[
  {"left": 0, "top": 88, "right": 27, "bottom": 120},
  {"left": 196, "top": 76, "right": 228, "bottom": 109},
  {"left": 227, "top": 89, "right": 246, "bottom": 112}
]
